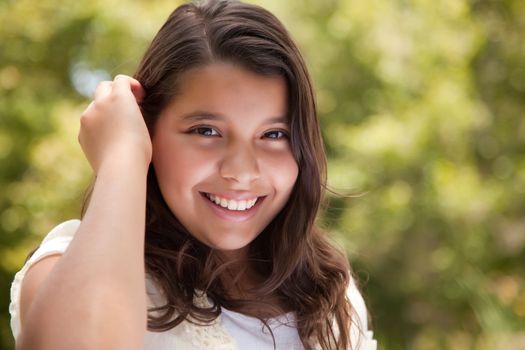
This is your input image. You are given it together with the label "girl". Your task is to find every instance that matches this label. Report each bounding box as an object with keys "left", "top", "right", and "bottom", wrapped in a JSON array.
[{"left": 9, "top": 1, "right": 377, "bottom": 349}]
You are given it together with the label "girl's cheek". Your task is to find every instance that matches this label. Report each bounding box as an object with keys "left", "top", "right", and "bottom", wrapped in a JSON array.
[
  {"left": 260, "top": 151, "right": 299, "bottom": 183},
  {"left": 173, "top": 149, "right": 219, "bottom": 172}
]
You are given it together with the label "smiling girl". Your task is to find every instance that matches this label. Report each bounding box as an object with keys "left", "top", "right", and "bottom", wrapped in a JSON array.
[{"left": 10, "top": 1, "right": 376, "bottom": 349}]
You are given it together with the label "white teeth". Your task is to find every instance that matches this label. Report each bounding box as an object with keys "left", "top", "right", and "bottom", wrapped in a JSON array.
[
  {"left": 237, "top": 201, "right": 247, "bottom": 210},
  {"left": 227, "top": 200, "right": 237, "bottom": 210},
  {"left": 205, "top": 193, "right": 258, "bottom": 211}
]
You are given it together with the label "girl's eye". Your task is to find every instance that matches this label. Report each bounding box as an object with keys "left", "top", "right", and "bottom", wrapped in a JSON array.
[
  {"left": 264, "top": 130, "right": 289, "bottom": 140},
  {"left": 190, "top": 127, "right": 220, "bottom": 137}
]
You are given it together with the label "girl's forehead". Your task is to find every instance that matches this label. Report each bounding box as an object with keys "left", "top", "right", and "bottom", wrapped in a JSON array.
[
  {"left": 163, "top": 62, "right": 289, "bottom": 122},
  {"left": 177, "top": 62, "right": 286, "bottom": 95}
]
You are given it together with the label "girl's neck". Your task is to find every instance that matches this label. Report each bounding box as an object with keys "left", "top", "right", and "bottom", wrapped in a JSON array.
[
  {"left": 217, "top": 261, "right": 293, "bottom": 318},
  {"left": 216, "top": 245, "right": 249, "bottom": 262}
]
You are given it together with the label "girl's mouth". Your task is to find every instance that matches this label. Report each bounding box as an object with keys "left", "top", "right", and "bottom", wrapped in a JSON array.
[
  {"left": 202, "top": 192, "right": 262, "bottom": 211},
  {"left": 199, "top": 192, "right": 266, "bottom": 222}
]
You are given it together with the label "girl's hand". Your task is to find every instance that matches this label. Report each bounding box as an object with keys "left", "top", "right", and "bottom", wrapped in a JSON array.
[{"left": 78, "top": 75, "right": 152, "bottom": 173}]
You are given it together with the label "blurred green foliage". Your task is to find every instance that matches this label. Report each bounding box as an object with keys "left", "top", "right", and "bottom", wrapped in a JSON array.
[{"left": 1, "top": 0, "right": 524, "bottom": 349}]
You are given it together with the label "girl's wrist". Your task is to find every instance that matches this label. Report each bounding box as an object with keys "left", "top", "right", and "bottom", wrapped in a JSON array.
[{"left": 97, "top": 148, "right": 151, "bottom": 178}]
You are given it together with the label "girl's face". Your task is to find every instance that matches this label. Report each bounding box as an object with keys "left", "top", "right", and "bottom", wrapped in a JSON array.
[{"left": 151, "top": 62, "right": 298, "bottom": 253}]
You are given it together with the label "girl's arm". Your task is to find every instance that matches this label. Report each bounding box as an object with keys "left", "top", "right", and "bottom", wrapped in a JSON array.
[{"left": 17, "top": 75, "right": 151, "bottom": 350}]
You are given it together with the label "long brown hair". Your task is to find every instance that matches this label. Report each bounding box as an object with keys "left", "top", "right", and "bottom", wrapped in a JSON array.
[{"left": 83, "top": 0, "right": 357, "bottom": 348}]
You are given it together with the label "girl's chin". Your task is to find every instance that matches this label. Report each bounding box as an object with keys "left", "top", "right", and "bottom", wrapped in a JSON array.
[
  {"left": 198, "top": 236, "right": 255, "bottom": 255},
  {"left": 207, "top": 240, "right": 252, "bottom": 252}
]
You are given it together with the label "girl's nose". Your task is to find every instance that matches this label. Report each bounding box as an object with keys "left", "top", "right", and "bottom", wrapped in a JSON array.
[{"left": 219, "top": 143, "right": 260, "bottom": 185}]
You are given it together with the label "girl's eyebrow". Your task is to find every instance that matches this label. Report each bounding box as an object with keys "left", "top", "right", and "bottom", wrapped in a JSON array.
[
  {"left": 179, "top": 111, "right": 223, "bottom": 122},
  {"left": 179, "top": 110, "right": 288, "bottom": 124}
]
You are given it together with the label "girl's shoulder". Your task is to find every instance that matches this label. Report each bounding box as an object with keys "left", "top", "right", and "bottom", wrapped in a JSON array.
[
  {"left": 347, "top": 277, "right": 376, "bottom": 349},
  {"left": 347, "top": 276, "right": 369, "bottom": 330},
  {"left": 38, "top": 219, "right": 81, "bottom": 243},
  {"left": 9, "top": 219, "right": 81, "bottom": 340}
]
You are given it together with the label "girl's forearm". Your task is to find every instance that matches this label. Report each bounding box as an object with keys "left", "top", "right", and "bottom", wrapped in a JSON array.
[{"left": 18, "top": 156, "right": 149, "bottom": 350}]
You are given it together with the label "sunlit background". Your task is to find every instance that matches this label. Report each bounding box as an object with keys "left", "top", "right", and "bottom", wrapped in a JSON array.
[{"left": 1, "top": 0, "right": 524, "bottom": 349}]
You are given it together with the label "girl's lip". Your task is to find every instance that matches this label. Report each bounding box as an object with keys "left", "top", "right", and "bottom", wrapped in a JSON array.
[
  {"left": 200, "top": 191, "right": 263, "bottom": 201},
  {"left": 199, "top": 192, "right": 266, "bottom": 222}
]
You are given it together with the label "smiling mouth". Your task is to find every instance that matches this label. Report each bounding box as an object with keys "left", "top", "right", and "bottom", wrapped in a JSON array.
[{"left": 200, "top": 192, "right": 265, "bottom": 211}]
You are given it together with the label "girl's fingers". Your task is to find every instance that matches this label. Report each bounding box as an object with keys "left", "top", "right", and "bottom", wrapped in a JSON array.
[
  {"left": 130, "top": 84, "right": 146, "bottom": 103},
  {"left": 129, "top": 78, "right": 146, "bottom": 102},
  {"left": 113, "top": 75, "right": 146, "bottom": 102},
  {"left": 81, "top": 101, "right": 95, "bottom": 117},
  {"left": 94, "top": 81, "right": 113, "bottom": 100}
]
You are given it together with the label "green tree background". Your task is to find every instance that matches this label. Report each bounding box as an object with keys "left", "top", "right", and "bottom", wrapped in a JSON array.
[{"left": 1, "top": 0, "right": 524, "bottom": 349}]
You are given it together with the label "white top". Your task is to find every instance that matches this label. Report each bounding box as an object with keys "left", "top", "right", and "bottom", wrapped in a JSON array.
[{"left": 10, "top": 219, "right": 377, "bottom": 349}]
